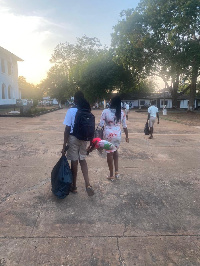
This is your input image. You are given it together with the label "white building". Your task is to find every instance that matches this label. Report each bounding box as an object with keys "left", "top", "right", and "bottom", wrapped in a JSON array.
[{"left": 0, "top": 46, "right": 23, "bottom": 106}]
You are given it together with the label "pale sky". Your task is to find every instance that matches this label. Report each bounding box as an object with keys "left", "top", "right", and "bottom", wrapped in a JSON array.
[{"left": 0, "top": 0, "right": 141, "bottom": 85}]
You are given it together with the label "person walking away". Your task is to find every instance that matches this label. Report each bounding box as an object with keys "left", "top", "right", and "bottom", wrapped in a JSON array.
[
  {"left": 147, "top": 102, "right": 159, "bottom": 139},
  {"left": 99, "top": 95, "right": 129, "bottom": 181},
  {"left": 62, "top": 91, "right": 94, "bottom": 196},
  {"left": 125, "top": 102, "right": 129, "bottom": 120}
]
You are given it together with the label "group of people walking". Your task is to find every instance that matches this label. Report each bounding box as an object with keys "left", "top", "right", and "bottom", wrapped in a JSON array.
[
  {"left": 61, "top": 91, "right": 159, "bottom": 197},
  {"left": 62, "top": 91, "right": 129, "bottom": 197}
]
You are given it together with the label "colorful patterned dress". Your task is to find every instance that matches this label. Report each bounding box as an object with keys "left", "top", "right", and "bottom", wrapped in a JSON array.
[{"left": 99, "top": 108, "right": 127, "bottom": 153}]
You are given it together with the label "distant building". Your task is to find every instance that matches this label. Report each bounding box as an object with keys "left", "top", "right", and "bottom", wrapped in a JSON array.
[
  {"left": 121, "top": 92, "right": 200, "bottom": 110},
  {"left": 0, "top": 46, "right": 23, "bottom": 106}
]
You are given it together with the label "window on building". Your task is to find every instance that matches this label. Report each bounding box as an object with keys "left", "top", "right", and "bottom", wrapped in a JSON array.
[
  {"left": 8, "top": 86, "right": 12, "bottom": 99},
  {"left": 140, "top": 100, "right": 145, "bottom": 105},
  {"left": 161, "top": 100, "right": 168, "bottom": 106},
  {"left": 1, "top": 59, "right": 5, "bottom": 73},
  {"left": 2, "top": 84, "right": 6, "bottom": 99},
  {"left": 8, "top": 62, "right": 12, "bottom": 75}
]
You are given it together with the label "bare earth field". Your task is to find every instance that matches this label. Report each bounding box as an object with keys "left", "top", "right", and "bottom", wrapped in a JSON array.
[
  {"left": 161, "top": 110, "right": 200, "bottom": 126},
  {"left": 0, "top": 108, "right": 200, "bottom": 265}
]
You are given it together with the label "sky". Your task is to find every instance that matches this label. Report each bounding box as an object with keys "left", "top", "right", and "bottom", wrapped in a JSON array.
[{"left": 0, "top": 0, "right": 142, "bottom": 85}]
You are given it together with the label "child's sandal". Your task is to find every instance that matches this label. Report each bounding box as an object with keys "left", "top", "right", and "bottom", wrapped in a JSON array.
[
  {"left": 115, "top": 172, "right": 120, "bottom": 179},
  {"left": 70, "top": 186, "right": 77, "bottom": 193},
  {"left": 107, "top": 176, "right": 115, "bottom": 181},
  {"left": 86, "top": 186, "right": 94, "bottom": 196}
]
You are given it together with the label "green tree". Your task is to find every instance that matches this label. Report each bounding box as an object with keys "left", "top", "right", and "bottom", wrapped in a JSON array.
[
  {"left": 112, "top": 0, "right": 200, "bottom": 108},
  {"left": 42, "top": 35, "right": 104, "bottom": 102},
  {"left": 44, "top": 35, "right": 136, "bottom": 103},
  {"left": 111, "top": 9, "right": 155, "bottom": 85},
  {"left": 40, "top": 65, "right": 72, "bottom": 103},
  {"left": 136, "top": 79, "right": 156, "bottom": 97},
  {"left": 18, "top": 76, "right": 42, "bottom": 101},
  {"left": 51, "top": 35, "right": 102, "bottom": 67},
  {"left": 72, "top": 50, "right": 135, "bottom": 103},
  {"left": 139, "top": 0, "right": 200, "bottom": 109}
]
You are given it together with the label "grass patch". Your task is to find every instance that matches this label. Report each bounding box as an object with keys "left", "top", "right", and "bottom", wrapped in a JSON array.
[
  {"left": 0, "top": 107, "right": 20, "bottom": 115},
  {"left": 0, "top": 106, "right": 60, "bottom": 116},
  {"left": 25, "top": 106, "right": 59, "bottom": 116},
  {"left": 161, "top": 117, "right": 180, "bottom": 123},
  {"left": 160, "top": 111, "right": 200, "bottom": 126}
]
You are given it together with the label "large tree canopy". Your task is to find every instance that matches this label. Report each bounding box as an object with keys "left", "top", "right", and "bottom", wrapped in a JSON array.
[
  {"left": 50, "top": 35, "right": 103, "bottom": 67},
  {"left": 111, "top": 0, "right": 200, "bottom": 108},
  {"left": 41, "top": 36, "right": 104, "bottom": 102},
  {"left": 42, "top": 36, "right": 138, "bottom": 103},
  {"left": 111, "top": 9, "right": 157, "bottom": 84},
  {"left": 40, "top": 0, "right": 200, "bottom": 106},
  {"left": 73, "top": 50, "right": 134, "bottom": 102},
  {"left": 40, "top": 67, "right": 71, "bottom": 103}
]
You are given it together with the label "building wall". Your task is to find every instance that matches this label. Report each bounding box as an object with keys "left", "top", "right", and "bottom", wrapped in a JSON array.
[
  {"left": 180, "top": 100, "right": 188, "bottom": 109},
  {"left": 0, "top": 52, "right": 21, "bottom": 105},
  {"left": 180, "top": 99, "right": 197, "bottom": 109},
  {"left": 159, "top": 98, "right": 172, "bottom": 108},
  {"left": 122, "top": 100, "right": 140, "bottom": 108},
  {"left": 138, "top": 99, "right": 151, "bottom": 107}
]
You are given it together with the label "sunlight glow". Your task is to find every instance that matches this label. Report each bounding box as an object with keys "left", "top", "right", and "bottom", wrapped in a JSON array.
[{"left": 0, "top": 7, "right": 61, "bottom": 84}]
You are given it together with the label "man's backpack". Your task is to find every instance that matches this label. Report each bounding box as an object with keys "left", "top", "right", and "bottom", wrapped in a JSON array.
[{"left": 73, "top": 109, "right": 95, "bottom": 141}]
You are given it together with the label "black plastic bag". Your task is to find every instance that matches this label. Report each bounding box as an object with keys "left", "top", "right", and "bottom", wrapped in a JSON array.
[
  {"left": 144, "top": 122, "right": 150, "bottom": 135},
  {"left": 51, "top": 155, "right": 72, "bottom": 199}
]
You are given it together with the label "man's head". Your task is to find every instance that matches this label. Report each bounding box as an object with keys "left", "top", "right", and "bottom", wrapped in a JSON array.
[{"left": 150, "top": 100, "right": 156, "bottom": 106}]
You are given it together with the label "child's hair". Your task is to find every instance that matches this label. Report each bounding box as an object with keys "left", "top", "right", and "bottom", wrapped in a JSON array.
[{"left": 110, "top": 95, "right": 121, "bottom": 122}]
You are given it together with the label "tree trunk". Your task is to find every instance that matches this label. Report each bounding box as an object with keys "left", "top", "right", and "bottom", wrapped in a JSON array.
[
  {"left": 189, "top": 66, "right": 198, "bottom": 111},
  {"left": 171, "top": 75, "right": 179, "bottom": 108}
]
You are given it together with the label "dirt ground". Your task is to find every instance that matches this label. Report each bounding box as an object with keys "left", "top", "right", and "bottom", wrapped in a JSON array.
[
  {"left": 0, "top": 108, "right": 200, "bottom": 265},
  {"left": 160, "top": 110, "right": 200, "bottom": 126}
]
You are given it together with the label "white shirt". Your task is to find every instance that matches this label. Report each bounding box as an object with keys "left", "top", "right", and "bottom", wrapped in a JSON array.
[
  {"left": 125, "top": 104, "right": 129, "bottom": 110},
  {"left": 63, "top": 107, "right": 78, "bottom": 133},
  {"left": 148, "top": 105, "right": 158, "bottom": 117}
]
